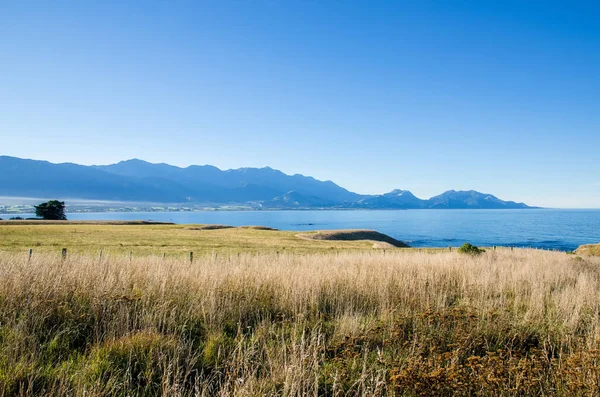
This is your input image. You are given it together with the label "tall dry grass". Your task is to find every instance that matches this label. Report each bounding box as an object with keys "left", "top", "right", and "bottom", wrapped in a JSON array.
[{"left": 0, "top": 249, "right": 599, "bottom": 396}]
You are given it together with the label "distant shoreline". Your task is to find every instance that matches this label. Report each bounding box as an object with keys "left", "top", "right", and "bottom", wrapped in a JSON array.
[{"left": 0, "top": 207, "right": 555, "bottom": 217}]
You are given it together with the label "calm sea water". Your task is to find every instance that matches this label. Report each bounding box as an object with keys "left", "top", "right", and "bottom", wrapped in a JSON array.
[{"left": 3, "top": 209, "right": 599, "bottom": 251}]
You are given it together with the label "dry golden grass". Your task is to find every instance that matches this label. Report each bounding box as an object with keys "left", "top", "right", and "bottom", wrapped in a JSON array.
[{"left": 1, "top": 248, "right": 599, "bottom": 395}]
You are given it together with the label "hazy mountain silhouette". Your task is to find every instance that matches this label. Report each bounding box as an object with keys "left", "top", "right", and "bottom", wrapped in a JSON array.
[
  {"left": 426, "top": 190, "right": 530, "bottom": 209},
  {"left": 0, "top": 156, "right": 533, "bottom": 209},
  {"left": 351, "top": 189, "right": 426, "bottom": 209}
]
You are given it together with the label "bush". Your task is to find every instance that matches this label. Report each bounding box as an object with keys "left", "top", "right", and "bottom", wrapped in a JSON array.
[{"left": 458, "top": 243, "right": 485, "bottom": 255}]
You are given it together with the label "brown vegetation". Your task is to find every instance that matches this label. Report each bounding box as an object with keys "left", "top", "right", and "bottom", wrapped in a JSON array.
[
  {"left": 575, "top": 243, "right": 600, "bottom": 256},
  {"left": 1, "top": 248, "right": 599, "bottom": 395}
]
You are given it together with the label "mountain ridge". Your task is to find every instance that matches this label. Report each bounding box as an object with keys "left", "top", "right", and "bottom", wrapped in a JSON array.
[{"left": 0, "top": 156, "right": 535, "bottom": 209}]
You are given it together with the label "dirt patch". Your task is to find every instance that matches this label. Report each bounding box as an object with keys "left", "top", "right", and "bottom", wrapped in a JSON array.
[
  {"left": 185, "top": 225, "right": 236, "bottom": 230},
  {"left": 372, "top": 241, "right": 397, "bottom": 249},
  {"left": 298, "top": 230, "right": 409, "bottom": 248},
  {"left": 238, "top": 226, "right": 279, "bottom": 231},
  {"left": 186, "top": 225, "right": 279, "bottom": 231}
]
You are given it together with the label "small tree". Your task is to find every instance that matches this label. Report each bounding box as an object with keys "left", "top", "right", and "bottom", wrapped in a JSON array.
[
  {"left": 34, "top": 200, "right": 67, "bottom": 220},
  {"left": 458, "top": 243, "right": 485, "bottom": 255}
]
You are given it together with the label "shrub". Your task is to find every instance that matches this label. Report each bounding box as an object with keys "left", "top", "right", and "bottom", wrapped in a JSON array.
[{"left": 458, "top": 243, "right": 485, "bottom": 255}]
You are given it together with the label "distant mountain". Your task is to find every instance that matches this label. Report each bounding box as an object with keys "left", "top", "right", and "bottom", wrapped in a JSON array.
[
  {"left": 265, "top": 191, "right": 336, "bottom": 208},
  {"left": 426, "top": 190, "right": 530, "bottom": 209},
  {"left": 352, "top": 189, "right": 425, "bottom": 209},
  {"left": 0, "top": 156, "right": 535, "bottom": 209},
  {"left": 95, "top": 159, "right": 361, "bottom": 203},
  {"left": 0, "top": 156, "right": 191, "bottom": 202}
]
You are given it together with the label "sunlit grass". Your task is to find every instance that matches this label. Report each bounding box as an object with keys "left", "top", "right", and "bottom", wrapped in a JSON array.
[
  {"left": 0, "top": 224, "right": 387, "bottom": 257},
  {"left": 0, "top": 248, "right": 599, "bottom": 395}
]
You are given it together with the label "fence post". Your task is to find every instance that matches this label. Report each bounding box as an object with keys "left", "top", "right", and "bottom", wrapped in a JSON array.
[
  {"left": 61, "top": 248, "right": 67, "bottom": 260},
  {"left": 162, "top": 253, "right": 166, "bottom": 260},
  {"left": 129, "top": 251, "right": 132, "bottom": 262},
  {"left": 448, "top": 246, "right": 452, "bottom": 252},
  {"left": 28, "top": 248, "right": 33, "bottom": 261},
  {"left": 99, "top": 249, "right": 103, "bottom": 261},
  {"left": 190, "top": 251, "right": 193, "bottom": 264}
]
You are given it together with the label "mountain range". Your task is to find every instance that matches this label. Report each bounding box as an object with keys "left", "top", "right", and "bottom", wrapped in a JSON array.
[{"left": 0, "top": 156, "right": 533, "bottom": 209}]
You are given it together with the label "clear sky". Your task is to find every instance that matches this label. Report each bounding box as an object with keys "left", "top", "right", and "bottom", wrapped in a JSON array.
[{"left": 1, "top": 1, "right": 599, "bottom": 208}]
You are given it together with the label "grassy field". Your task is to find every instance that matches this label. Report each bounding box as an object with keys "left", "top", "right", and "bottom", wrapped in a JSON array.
[
  {"left": 0, "top": 223, "right": 393, "bottom": 257},
  {"left": 2, "top": 224, "right": 600, "bottom": 395},
  {"left": 1, "top": 245, "right": 600, "bottom": 395}
]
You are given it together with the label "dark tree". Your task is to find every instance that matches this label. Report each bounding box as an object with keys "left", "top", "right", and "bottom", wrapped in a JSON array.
[{"left": 34, "top": 200, "right": 67, "bottom": 220}]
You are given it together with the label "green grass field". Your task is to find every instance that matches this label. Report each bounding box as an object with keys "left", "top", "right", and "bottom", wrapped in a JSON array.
[{"left": 0, "top": 223, "right": 398, "bottom": 258}]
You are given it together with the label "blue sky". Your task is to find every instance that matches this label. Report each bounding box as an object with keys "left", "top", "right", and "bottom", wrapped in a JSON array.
[{"left": 1, "top": 1, "right": 599, "bottom": 208}]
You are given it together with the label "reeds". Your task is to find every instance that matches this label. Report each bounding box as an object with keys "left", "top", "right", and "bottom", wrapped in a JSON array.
[{"left": 0, "top": 249, "right": 598, "bottom": 395}]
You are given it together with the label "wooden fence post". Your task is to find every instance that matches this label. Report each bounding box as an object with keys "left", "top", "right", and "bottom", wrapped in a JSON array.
[
  {"left": 190, "top": 252, "right": 193, "bottom": 264},
  {"left": 99, "top": 249, "right": 103, "bottom": 261},
  {"left": 28, "top": 248, "right": 33, "bottom": 261},
  {"left": 162, "top": 253, "right": 166, "bottom": 260},
  {"left": 61, "top": 248, "right": 67, "bottom": 260}
]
